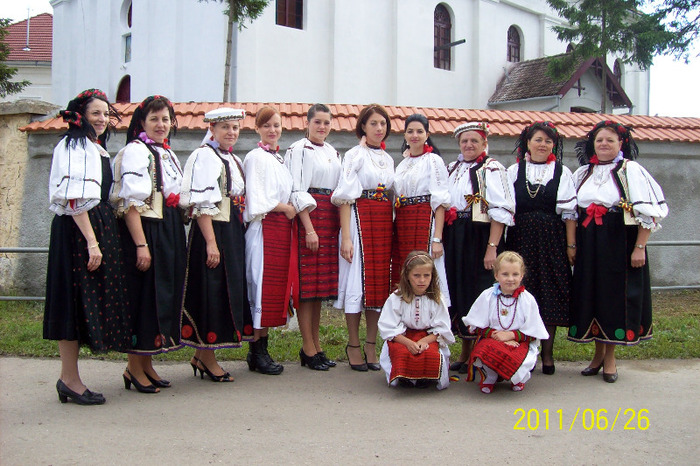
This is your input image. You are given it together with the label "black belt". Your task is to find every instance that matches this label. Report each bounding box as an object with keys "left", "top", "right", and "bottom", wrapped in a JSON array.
[{"left": 308, "top": 188, "right": 332, "bottom": 195}]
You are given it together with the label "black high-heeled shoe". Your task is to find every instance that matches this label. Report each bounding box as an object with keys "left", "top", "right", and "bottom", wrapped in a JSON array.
[
  {"left": 123, "top": 368, "right": 159, "bottom": 393},
  {"left": 190, "top": 357, "right": 201, "bottom": 377},
  {"left": 196, "top": 359, "right": 234, "bottom": 382},
  {"left": 300, "top": 349, "right": 330, "bottom": 371},
  {"left": 581, "top": 362, "right": 603, "bottom": 376},
  {"left": 364, "top": 341, "right": 381, "bottom": 371},
  {"left": 542, "top": 364, "right": 555, "bottom": 375},
  {"left": 345, "top": 344, "right": 368, "bottom": 371},
  {"left": 145, "top": 373, "right": 171, "bottom": 388},
  {"left": 56, "top": 379, "right": 105, "bottom": 405},
  {"left": 317, "top": 351, "right": 336, "bottom": 367}
]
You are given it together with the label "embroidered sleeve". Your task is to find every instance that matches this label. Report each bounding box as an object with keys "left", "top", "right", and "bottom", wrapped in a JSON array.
[
  {"left": 513, "top": 330, "right": 535, "bottom": 343},
  {"left": 626, "top": 161, "right": 668, "bottom": 232},
  {"left": 377, "top": 294, "right": 407, "bottom": 341},
  {"left": 180, "top": 147, "right": 223, "bottom": 217},
  {"left": 48, "top": 138, "right": 102, "bottom": 216},
  {"left": 116, "top": 142, "right": 153, "bottom": 210},
  {"left": 285, "top": 140, "right": 317, "bottom": 213},
  {"left": 428, "top": 154, "right": 451, "bottom": 211},
  {"left": 331, "top": 146, "right": 364, "bottom": 205},
  {"left": 556, "top": 165, "right": 579, "bottom": 221},
  {"left": 484, "top": 160, "right": 515, "bottom": 226}
]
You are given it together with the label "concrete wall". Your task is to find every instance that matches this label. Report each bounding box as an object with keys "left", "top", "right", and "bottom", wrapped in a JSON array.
[
  {"left": 4, "top": 125, "right": 697, "bottom": 295},
  {"left": 0, "top": 63, "right": 52, "bottom": 103}
]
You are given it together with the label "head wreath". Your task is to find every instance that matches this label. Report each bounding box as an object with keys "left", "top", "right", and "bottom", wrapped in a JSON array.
[
  {"left": 574, "top": 120, "right": 638, "bottom": 165},
  {"left": 513, "top": 121, "right": 564, "bottom": 163}
]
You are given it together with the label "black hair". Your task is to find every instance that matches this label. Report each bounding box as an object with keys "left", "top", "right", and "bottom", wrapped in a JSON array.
[
  {"left": 126, "top": 95, "right": 178, "bottom": 144},
  {"left": 58, "top": 89, "right": 120, "bottom": 149},
  {"left": 400, "top": 113, "right": 441, "bottom": 155},
  {"left": 574, "top": 120, "right": 638, "bottom": 165},
  {"left": 512, "top": 121, "right": 563, "bottom": 163}
]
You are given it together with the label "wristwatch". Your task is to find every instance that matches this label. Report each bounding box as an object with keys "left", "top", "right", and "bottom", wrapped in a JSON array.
[{"left": 432, "top": 237, "right": 442, "bottom": 243}]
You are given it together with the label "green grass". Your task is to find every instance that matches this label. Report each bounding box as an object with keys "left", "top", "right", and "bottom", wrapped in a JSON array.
[{"left": 2, "top": 290, "right": 699, "bottom": 362}]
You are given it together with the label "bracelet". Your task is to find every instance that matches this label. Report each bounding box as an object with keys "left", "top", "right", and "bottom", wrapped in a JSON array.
[
  {"left": 431, "top": 237, "right": 442, "bottom": 243},
  {"left": 567, "top": 244, "right": 576, "bottom": 249},
  {"left": 635, "top": 244, "right": 645, "bottom": 249},
  {"left": 487, "top": 242, "right": 498, "bottom": 248},
  {"left": 87, "top": 242, "right": 99, "bottom": 249},
  {"left": 306, "top": 231, "right": 316, "bottom": 236},
  {"left": 136, "top": 243, "right": 148, "bottom": 248}
]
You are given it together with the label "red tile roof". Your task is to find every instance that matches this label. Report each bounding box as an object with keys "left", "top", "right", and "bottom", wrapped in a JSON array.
[
  {"left": 5, "top": 13, "right": 52, "bottom": 62},
  {"left": 20, "top": 101, "right": 700, "bottom": 143}
]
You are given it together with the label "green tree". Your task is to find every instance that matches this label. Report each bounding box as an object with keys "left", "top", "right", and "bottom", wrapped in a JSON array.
[
  {"left": 649, "top": 0, "right": 700, "bottom": 60},
  {"left": 546, "top": 0, "right": 675, "bottom": 112},
  {"left": 200, "top": 0, "right": 270, "bottom": 101},
  {"left": 0, "top": 18, "right": 30, "bottom": 99}
]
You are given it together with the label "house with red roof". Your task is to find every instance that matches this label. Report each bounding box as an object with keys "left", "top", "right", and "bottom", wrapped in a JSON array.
[{"left": 1, "top": 13, "right": 53, "bottom": 103}]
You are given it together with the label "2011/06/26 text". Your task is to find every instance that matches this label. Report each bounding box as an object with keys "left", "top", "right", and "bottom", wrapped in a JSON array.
[{"left": 513, "top": 408, "right": 649, "bottom": 431}]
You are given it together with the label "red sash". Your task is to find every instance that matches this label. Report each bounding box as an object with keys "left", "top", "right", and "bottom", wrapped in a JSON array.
[
  {"left": 470, "top": 336, "right": 529, "bottom": 380},
  {"left": 355, "top": 197, "right": 392, "bottom": 309},
  {"left": 260, "top": 212, "right": 293, "bottom": 327},
  {"left": 388, "top": 329, "right": 442, "bottom": 382},
  {"left": 391, "top": 202, "right": 432, "bottom": 286}
]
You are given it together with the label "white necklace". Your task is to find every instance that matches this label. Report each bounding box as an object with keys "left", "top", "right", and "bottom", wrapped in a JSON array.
[{"left": 367, "top": 147, "right": 386, "bottom": 169}]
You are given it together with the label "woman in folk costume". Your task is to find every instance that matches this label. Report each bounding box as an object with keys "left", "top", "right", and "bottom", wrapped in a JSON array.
[
  {"left": 179, "top": 107, "right": 252, "bottom": 382},
  {"left": 243, "top": 105, "right": 295, "bottom": 375},
  {"left": 463, "top": 251, "right": 548, "bottom": 394},
  {"left": 332, "top": 104, "right": 395, "bottom": 372},
  {"left": 284, "top": 104, "right": 342, "bottom": 371},
  {"left": 571, "top": 120, "right": 668, "bottom": 383},
  {"left": 443, "top": 122, "right": 515, "bottom": 375},
  {"left": 111, "top": 95, "right": 186, "bottom": 393},
  {"left": 391, "top": 114, "right": 451, "bottom": 306},
  {"left": 378, "top": 251, "right": 455, "bottom": 389},
  {"left": 506, "top": 121, "right": 577, "bottom": 375},
  {"left": 44, "top": 89, "right": 129, "bottom": 405}
]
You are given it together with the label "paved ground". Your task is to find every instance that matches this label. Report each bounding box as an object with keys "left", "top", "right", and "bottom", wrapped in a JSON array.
[{"left": 1, "top": 356, "right": 698, "bottom": 464}]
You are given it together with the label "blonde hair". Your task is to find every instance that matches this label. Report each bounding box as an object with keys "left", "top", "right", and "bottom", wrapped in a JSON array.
[
  {"left": 395, "top": 250, "right": 442, "bottom": 304},
  {"left": 493, "top": 251, "right": 526, "bottom": 276}
]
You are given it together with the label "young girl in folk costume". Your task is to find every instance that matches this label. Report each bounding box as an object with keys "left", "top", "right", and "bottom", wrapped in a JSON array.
[
  {"left": 443, "top": 122, "right": 515, "bottom": 375},
  {"left": 179, "top": 107, "right": 252, "bottom": 382},
  {"left": 284, "top": 104, "right": 342, "bottom": 371},
  {"left": 45, "top": 89, "right": 129, "bottom": 405},
  {"left": 243, "top": 105, "right": 295, "bottom": 375},
  {"left": 463, "top": 251, "right": 548, "bottom": 394},
  {"left": 378, "top": 251, "right": 455, "bottom": 389},
  {"left": 571, "top": 120, "right": 667, "bottom": 383},
  {"left": 332, "top": 104, "right": 395, "bottom": 372},
  {"left": 111, "top": 95, "right": 186, "bottom": 394},
  {"left": 392, "top": 114, "right": 451, "bottom": 305}
]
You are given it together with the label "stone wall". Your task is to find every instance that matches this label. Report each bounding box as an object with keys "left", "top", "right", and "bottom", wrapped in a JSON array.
[{"left": 4, "top": 127, "right": 699, "bottom": 295}]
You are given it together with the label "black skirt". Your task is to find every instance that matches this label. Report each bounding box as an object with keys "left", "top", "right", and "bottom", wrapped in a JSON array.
[
  {"left": 507, "top": 210, "right": 571, "bottom": 326},
  {"left": 443, "top": 217, "right": 503, "bottom": 338},
  {"left": 569, "top": 209, "right": 652, "bottom": 345},
  {"left": 43, "top": 200, "right": 130, "bottom": 352},
  {"left": 181, "top": 202, "right": 252, "bottom": 348},
  {"left": 120, "top": 205, "right": 186, "bottom": 354}
]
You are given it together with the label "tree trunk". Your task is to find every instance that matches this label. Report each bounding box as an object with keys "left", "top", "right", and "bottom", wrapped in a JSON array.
[{"left": 222, "top": 2, "right": 234, "bottom": 102}]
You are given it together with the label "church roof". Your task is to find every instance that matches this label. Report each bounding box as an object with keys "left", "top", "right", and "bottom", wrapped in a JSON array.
[
  {"left": 489, "top": 54, "right": 632, "bottom": 108},
  {"left": 21, "top": 101, "right": 700, "bottom": 143},
  {"left": 5, "top": 13, "right": 53, "bottom": 62}
]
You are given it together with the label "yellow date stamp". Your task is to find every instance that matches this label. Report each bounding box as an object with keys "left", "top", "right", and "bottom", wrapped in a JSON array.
[{"left": 513, "top": 408, "right": 650, "bottom": 431}]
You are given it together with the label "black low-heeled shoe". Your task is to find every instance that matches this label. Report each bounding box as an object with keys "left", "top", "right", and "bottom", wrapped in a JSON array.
[
  {"left": 123, "top": 369, "right": 159, "bottom": 393},
  {"left": 345, "top": 344, "right": 368, "bottom": 371},
  {"left": 363, "top": 341, "right": 381, "bottom": 371},
  {"left": 581, "top": 363, "right": 603, "bottom": 376},
  {"left": 145, "top": 373, "right": 171, "bottom": 388},
  {"left": 300, "top": 349, "right": 330, "bottom": 371},
  {"left": 56, "top": 379, "right": 105, "bottom": 405},
  {"left": 603, "top": 371, "right": 618, "bottom": 383},
  {"left": 318, "top": 351, "right": 336, "bottom": 367},
  {"left": 542, "top": 364, "right": 555, "bottom": 375},
  {"left": 449, "top": 361, "right": 466, "bottom": 372}
]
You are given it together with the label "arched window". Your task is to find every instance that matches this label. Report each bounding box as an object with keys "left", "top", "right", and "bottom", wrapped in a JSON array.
[
  {"left": 434, "top": 4, "right": 452, "bottom": 70},
  {"left": 613, "top": 59, "right": 623, "bottom": 83},
  {"left": 507, "top": 26, "right": 521, "bottom": 62},
  {"left": 116, "top": 75, "right": 131, "bottom": 103}
]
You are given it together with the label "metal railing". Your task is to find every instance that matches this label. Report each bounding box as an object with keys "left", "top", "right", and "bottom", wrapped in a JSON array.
[{"left": 2, "top": 241, "right": 700, "bottom": 301}]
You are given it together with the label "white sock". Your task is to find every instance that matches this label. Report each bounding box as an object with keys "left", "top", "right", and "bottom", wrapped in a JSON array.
[{"left": 482, "top": 366, "right": 498, "bottom": 384}]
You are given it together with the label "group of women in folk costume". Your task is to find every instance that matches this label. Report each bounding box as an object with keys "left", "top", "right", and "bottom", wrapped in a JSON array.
[{"left": 43, "top": 88, "right": 667, "bottom": 403}]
